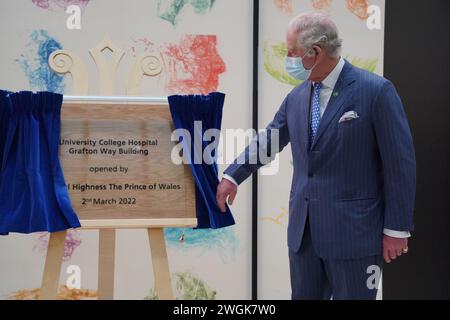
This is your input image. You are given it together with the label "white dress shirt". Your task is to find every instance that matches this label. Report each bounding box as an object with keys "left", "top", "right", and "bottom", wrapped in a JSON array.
[
  {"left": 224, "top": 57, "right": 410, "bottom": 238},
  {"left": 314, "top": 57, "right": 345, "bottom": 117}
]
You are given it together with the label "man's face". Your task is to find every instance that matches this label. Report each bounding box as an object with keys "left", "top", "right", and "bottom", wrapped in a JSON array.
[{"left": 286, "top": 29, "right": 317, "bottom": 71}]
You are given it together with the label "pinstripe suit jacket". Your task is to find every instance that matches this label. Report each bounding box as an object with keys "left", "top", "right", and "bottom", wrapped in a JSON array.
[{"left": 224, "top": 61, "right": 416, "bottom": 259}]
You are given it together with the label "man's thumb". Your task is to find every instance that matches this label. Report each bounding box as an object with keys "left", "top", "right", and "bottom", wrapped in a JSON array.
[{"left": 228, "top": 190, "right": 237, "bottom": 205}]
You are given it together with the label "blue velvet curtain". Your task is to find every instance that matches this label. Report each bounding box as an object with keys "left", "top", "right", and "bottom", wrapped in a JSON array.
[
  {"left": 168, "top": 92, "right": 235, "bottom": 229},
  {"left": 0, "top": 91, "right": 80, "bottom": 235},
  {"left": 0, "top": 90, "right": 11, "bottom": 175}
]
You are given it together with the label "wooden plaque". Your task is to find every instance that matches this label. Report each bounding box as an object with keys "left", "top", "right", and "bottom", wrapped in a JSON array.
[{"left": 59, "top": 97, "right": 197, "bottom": 229}]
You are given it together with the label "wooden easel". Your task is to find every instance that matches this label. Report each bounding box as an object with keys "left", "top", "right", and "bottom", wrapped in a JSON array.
[
  {"left": 41, "top": 221, "right": 196, "bottom": 300},
  {"left": 40, "top": 38, "right": 196, "bottom": 300}
]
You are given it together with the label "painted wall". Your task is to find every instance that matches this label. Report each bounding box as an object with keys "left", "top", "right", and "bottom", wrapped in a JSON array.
[{"left": 0, "top": 0, "right": 253, "bottom": 300}]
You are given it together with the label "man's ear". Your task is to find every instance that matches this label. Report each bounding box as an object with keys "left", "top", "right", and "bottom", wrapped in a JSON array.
[{"left": 312, "top": 45, "right": 322, "bottom": 57}]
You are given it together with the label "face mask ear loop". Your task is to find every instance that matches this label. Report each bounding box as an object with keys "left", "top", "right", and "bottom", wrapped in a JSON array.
[{"left": 302, "top": 48, "right": 318, "bottom": 71}]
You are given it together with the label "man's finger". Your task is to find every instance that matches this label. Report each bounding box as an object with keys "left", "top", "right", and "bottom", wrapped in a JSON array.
[
  {"left": 216, "top": 191, "right": 227, "bottom": 213},
  {"left": 219, "top": 199, "right": 226, "bottom": 212},
  {"left": 383, "top": 248, "right": 391, "bottom": 263},
  {"left": 389, "top": 249, "right": 397, "bottom": 260},
  {"left": 228, "top": 190, "right": 236, "bottom": 205},
  {"left": 218, "top": 199, "right": 226, "bottom": 212}
]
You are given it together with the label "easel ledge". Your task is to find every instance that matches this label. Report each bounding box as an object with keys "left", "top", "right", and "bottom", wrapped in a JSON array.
[
  {"left": 80, "top": 218, "right": 198, "bottom": 229},
  {"left": 63, "top": 95, "right": 168, "bottom": 104}
]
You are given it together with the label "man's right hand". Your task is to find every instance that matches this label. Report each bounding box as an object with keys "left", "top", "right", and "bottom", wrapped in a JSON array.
[{"left": 216, "top": 178, "right": 238, "bottom": 213}]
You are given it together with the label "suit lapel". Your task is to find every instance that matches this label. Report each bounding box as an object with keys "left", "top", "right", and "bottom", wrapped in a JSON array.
[
  {"left": 311, "top": 61, "right": 356, "bottom": 150},
  {"left": 298, "top": 81, "right": 313, "bottom": 150}
]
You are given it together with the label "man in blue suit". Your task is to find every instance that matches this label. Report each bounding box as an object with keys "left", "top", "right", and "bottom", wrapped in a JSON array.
[{"left": 216, "top": 12, "right": 415, "bottom": 300}]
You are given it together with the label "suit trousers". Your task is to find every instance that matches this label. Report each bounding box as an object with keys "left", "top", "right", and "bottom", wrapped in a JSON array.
[{"left": 289, "top": 216, "right": 383, "bottom": 300}]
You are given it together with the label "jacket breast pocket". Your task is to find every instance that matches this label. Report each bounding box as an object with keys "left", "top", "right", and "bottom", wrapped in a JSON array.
[
  {"left": 336, "top": 106, "right": 363, "bottom": 128},
  {"left": 336, "top": 112, "right": 369, "bottom": 141},
  {"left": 337, "top": 116, "right": 363, "bottom": 130}
]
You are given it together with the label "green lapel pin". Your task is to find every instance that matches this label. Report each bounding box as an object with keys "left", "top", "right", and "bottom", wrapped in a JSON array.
[{"left": 333, "top": 91, "right": 339, "bottom": 97}]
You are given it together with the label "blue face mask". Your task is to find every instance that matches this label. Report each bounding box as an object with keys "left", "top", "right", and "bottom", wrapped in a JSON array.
[{"left": 285, "top": 49, "right": 316, "bottom": 81}]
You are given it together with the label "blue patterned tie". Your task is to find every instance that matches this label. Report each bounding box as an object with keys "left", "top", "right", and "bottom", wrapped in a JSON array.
[{"left": 310, "top": 82, "right": 323, "bottom": 147}]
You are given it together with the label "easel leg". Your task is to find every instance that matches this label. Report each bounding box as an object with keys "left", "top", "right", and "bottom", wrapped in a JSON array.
[
  {"left": 148, "top": 228, "right": 173, "bottom": 300},
  {"left": 41, "top": 230, "right": 67, "bottom": 300},
  {"left": 98, "top": 229, "right": 116, "bottom": 300}
]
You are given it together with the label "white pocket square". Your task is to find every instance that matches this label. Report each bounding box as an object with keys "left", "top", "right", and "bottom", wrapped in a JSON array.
[{"left": 339, "top": 111, "right": 359, "bottom": 123}]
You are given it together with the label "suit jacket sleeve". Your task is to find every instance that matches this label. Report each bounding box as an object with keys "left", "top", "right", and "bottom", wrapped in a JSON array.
[
  {"left": 223, "top": 95, "right": 291, "bottom": 185},
  {"left": 372, "top": 80, "right": 416, "bottom": 231}
]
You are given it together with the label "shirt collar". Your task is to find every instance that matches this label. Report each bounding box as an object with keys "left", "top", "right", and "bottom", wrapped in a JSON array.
[{"left": 315, "top": 57, "right": 345, "bottom": 90}]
